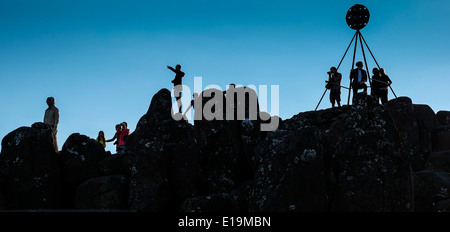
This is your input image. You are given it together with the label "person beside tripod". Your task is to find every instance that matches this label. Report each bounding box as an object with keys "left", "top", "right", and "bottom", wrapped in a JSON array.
[
  {"left": 327, "top": 67, "right": 342, "bottom": 108},
  {"left": 349, "top": 61, "right": 368, "bottom": 104},
  {"left": 371, "top": 68, "right": 392, "bottom": 105}
]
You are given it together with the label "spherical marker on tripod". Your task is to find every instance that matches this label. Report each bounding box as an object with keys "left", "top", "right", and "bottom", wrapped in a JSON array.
[{"left": 346, "top": 4, "right": 370, "bottom": 30}]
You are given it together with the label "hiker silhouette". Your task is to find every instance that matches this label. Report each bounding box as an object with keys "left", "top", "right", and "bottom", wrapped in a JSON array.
[{"left": 167, "top": 64, "right": 185, "bottom": 113}]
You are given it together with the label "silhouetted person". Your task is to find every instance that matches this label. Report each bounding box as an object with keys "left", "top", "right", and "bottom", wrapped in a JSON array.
[
  {"left": 350, "top": 61, "right": 368, "bottom": 103},
  {"left": 377, "top": 68, "right": 393, "bottom": 105},
  {"left": 327, "top": 67, "right": 342, "bottom": 108},
  {"left": 371, "top": 68, "right": 381, "bottom": 99},
  {"left": 106, "top": 124, "right": 122, "bottom": 153},
  {"left": 183, "top": 92, "right": 199, "bottom": 121},
  {"left": 44, "top": 97, "right": 59, "bottom": 152},
  {"left": 167, "top": 64, "right": 185, "bottom": 113},
  {"left": 96, "top": 131, "right": 106, "bottom": 148},
  {"left": 120, "top": 121, "right": 130, "bottom": 152}
]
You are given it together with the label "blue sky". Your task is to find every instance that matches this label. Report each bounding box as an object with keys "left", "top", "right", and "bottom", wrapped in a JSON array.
[{"left": 1, "top": 0, "right": 449, "bottom": 153}]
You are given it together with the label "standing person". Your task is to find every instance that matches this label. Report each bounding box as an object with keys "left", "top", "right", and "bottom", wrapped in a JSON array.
[
  {"left": 327, "top": 67, "right": 342, "bottom": 108},
  {"left": 119, "top": 122, "right": 130, "bottom": 152},
  {"left": 371, "top": 68, "right": 381, "bottom": 101},
  {"left": 167, "top": 64, "right": 185, "bottom": 113},
  {"left": 44, "top": 97, "right": 59, "bottom": 152},
  {"left": 106, "top": 124, "right": 122, "bottom": 153},
  {"left": 349, "top": 61, "right": 368, "bottom": 103},
  {"left": 183, "top": 93, "right": 199, "bottom": 121},
  {"left": 378, "top": 68, "right": 393, "bottom": 105},
  {"left": 96, "top": 131, "right": 106, "bottom": 148}
]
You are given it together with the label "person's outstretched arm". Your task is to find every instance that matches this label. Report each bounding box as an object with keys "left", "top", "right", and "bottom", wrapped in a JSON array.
[
  {"left": 167, "top": 66, "right": 176, "bottom": 72},
  {"left": 106, "top": 133, "right": 117, "bottom": 142}
]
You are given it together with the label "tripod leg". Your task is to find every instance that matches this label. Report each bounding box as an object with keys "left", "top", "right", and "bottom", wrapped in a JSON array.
[
  {"left": 348, "top": 31, "right": 359, "bottom": 105},
  {"left": 337, "top": 31, "right": 358, "bottom": 71},
  {"left": 389, "top": 85, "right": 398, "bottom": 98},
  {"left": 361, "top": 32, "right": 398, "bottom": 99},
  {"left": 315, "top": 89, "right": 328, "bottom": 111},
  {"left": 360, "top": 33, "right": 381, "bottom": 69},
  {"left": 359, "top": 31, "right": 372, "bottom": 87}
]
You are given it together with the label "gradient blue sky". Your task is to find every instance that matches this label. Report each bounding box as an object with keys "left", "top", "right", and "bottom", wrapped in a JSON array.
[{"left": 1, "top": 0, "right": 449, "bottom": 153}]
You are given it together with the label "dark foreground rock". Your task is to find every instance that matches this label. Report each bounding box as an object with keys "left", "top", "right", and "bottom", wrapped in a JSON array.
[
  {"left": 75, "top": 175, "right": 127, "bottom": 209},
  {"left": 414, "top": 170, "right": 450, "bottom": 212},
  {"left": 426, "top": 150, "right": 450, "bottom": 173},
  {"left": 436, "top": 111, "right": 450, "bottom": 125},
  {"left": 125, "top": 88, "right": 201, "bottom": 211},
  {"left": 0, "top": 89, "right": 447, "bottom": 212},
  {"left": 180, "top": 193, "right": 240, "bottom": 212},
  {"left": 249, "top": 94, "right": 415, "bottom": 212},
  {"left": 0, "top": 123, "right": 62, "bottom": 209},
  {"left": 60, "top": 133, "right": 108, "bottom": 208}
]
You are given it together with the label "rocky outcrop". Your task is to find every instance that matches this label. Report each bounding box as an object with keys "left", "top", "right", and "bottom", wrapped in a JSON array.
[
  {"left": 0, "top": 122, "right": 62, "bottom": 209},
  {"left": 194, "top": 87, "right": 262, "bottom": 194},
  {"left": 60, "top": 133, "right": 108, "bottom": 208},
  {"left": 249, "top": 94, "right": 416, "bottom": 212},
  {"left": 412, "top": 104, "right": 438, "bottom": 171},
  {"left": 125, "top": 88, "right": 201, "bottom": 211},
  {"left": 0, "top": 88, "right": 448, "bottom": 212}
]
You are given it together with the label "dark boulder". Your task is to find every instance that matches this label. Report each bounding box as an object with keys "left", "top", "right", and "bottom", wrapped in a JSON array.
[
  {"left": 180, "top": 193, "right": 240, "bottom": 212},
  {"left": 432, "top": 125, "right": 450, "bottom": 152},
  {"left": 414, "top": 170, "right": 450, "bottom": 212},
  {"left": 60, "top": 133, "right": 108, "bottom": 208},
  {"left": 99, "top": 153, "right": 130, "bottom": 176},
  {"left": 425, "top": 150, "right": 450, "bottom": 173},
  {"left": 74, "top": 175, "right": 127, "bottom": 209},
  {"left": 250, "top": 94, "right": 415, "bottom": 212},
  {"left": 435, "top": 199, "right": 450, "bottom": 212},
  {"left": 0, "top": 188, "right": 5, "bottom": 210},
  {"left": 436, "top": 111, "right": 450, "bottom": 125},
  {"left": 126, "top": 88, "right": 201, "bottom": 211},
  {"left": 194, "top": 87, "right": 262, "bottom": 193},
  {"left": 0, "top": 122, "right": 62, "bottom": 209},
  {"left": 412, "top": 104, "right": 438, "bottom": 170}
]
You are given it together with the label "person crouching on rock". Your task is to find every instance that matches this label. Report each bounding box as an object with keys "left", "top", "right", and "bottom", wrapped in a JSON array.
[
  {"left": 327, "top": 67, "right": 342, "bottom": 108},
  {"left": 349, "top": 61, "right": 368, "bottom": 103}
]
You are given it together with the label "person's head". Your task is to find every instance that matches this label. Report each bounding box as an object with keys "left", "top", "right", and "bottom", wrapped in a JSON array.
[
  {"left": 372, "top": 68, "right": 379, "bottom": 75},
  {"left": 98, "top": 131, "right": 105, "bottom": 139},
  {"left": 380, "top": 68, "right": 386, "bottom": 75},
  {"left": 356, "top": 61, "right": 364, "bottom": 69},
  {"left": 115, "top": 124, "right": 122, "bottom": 131},
  {"left": 193, "top": 93, "right": 199, "bottom": 99},
  {"left": 122, "top": 122, "right": 128, "bottom": 129},
  {"left": 228, "top": 83, "right": 236, "bottom": 89},
  {"left": 175, "top": 64, "right": 181, "bottom": 70},
  {"left": 330, "top": 67, "right": 337, "bottom": 73},
  {"left": 46, "top": 97, "right": 55, "bottom": 108}
]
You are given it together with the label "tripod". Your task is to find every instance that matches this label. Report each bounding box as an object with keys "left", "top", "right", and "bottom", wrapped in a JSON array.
[{"left": 315, "top": 30, "right": 398, "bottom": 111}]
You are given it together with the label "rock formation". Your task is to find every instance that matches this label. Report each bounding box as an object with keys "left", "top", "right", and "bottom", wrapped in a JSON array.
[{"left": 1, "top": 89, "right": 449, "bottom": 212}]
